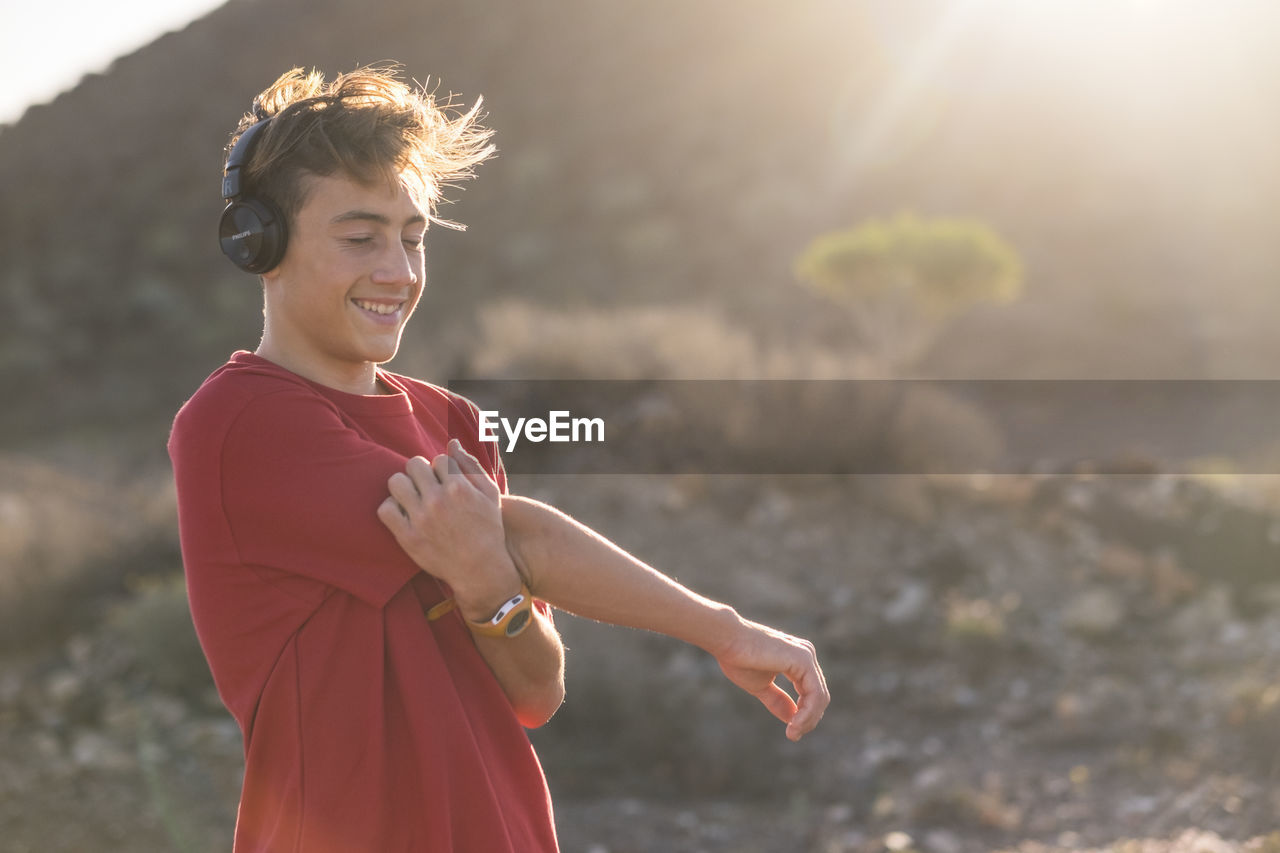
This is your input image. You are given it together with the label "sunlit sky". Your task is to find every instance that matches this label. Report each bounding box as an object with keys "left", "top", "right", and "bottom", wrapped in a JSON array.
[
  {"left": 0, "top": 0, "right": 226, "bottom": 125},
  {"left": 2, "top": 0, "right": 1273, "bottom": 130}
]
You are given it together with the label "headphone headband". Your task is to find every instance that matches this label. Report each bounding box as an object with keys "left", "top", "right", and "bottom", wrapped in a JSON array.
[{"left": 222, "top": 118, "right": 271, "bottom": 201}]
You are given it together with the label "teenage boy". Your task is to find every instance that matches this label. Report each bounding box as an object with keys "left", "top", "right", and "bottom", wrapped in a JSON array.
[{"left": 169, "top": 65, "right": 828, "bottom": 853}]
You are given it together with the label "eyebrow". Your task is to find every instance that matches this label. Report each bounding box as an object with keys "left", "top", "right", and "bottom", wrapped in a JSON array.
[{"left": 330, "top": 210, "right": 428, "bottom": 228}]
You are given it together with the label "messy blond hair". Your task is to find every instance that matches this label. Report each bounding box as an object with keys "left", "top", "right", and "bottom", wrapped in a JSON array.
[{"left": 226, "top": 63, "right": 495, "bottom": 230}]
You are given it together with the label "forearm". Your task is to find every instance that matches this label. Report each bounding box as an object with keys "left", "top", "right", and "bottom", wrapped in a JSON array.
[
  {"left": 500, "top": 494, "right": 744, "bottom": 655},
  {"left": 468, "top": 606, "right": 565, "bottom": 729}
]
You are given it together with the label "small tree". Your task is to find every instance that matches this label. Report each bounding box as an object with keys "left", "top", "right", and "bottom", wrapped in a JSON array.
[{"left": 795, "top": 213, "right": 1023, "bottom": 375}]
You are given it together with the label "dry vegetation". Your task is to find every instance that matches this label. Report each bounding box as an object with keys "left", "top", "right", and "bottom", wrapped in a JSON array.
[
  {"left": 3, "top": 418, "right": 1280, "bottom": 850},
  {"left": 461, "top": 301, "right": 1005, "bottom": 478},
  {"left": 4, "top": 1, "right": 1280, "bottom": 849},
  {"left": 467, "top": 300, "right": 856, "bottom": 381},
  {"left": 0, "top": 455, "right": 179, "bottom": 653}
]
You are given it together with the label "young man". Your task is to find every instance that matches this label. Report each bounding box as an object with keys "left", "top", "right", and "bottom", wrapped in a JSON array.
[{"left": 169, "top": 65, "right": 828, "bottom": 852}]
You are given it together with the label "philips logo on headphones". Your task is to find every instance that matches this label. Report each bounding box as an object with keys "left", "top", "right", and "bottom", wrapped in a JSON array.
[{"left": 230, "top": 230, "right": 255, "bottom": 241}]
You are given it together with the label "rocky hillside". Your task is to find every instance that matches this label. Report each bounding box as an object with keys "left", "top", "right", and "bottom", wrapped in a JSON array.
[
  {"left": 2, "top": 464, "right": 1278, "bottom": 851},
  {"left": 3, "top": 2, "right": 1280, "bottom": 849},
  {"left": 5, "top": 1, "right": 1280, "bottom": 443}
]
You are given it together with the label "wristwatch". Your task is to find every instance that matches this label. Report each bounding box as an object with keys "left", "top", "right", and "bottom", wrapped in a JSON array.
[{"left": 468, "top": 584, "right": 534, "bottom": 638}]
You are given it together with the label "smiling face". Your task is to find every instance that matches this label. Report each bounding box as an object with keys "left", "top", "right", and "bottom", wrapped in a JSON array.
[{"left": 256, "top": 171, "right": 428, "bottom": 394}]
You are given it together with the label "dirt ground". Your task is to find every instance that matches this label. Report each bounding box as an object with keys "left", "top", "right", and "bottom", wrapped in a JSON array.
[{"left": 2, "top": 470, "right": 1279, "bottom": 852}]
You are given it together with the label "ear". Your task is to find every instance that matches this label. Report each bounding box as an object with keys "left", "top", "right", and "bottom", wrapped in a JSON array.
[
  {"left": 260, "top": 267, "right": 281, "bottom": 284},
  {"left": 259, "top": 256, "right": 287, "bottom": 285}
]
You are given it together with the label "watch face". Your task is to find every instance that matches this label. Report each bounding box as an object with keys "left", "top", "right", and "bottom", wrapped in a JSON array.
[{"left": 505, "top": 609, "right": 532, "bottom": 637}]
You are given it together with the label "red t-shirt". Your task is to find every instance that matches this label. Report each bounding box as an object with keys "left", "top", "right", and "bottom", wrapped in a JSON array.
[{"left": 168, "top": 351, "right": 559, "bottom": 852}]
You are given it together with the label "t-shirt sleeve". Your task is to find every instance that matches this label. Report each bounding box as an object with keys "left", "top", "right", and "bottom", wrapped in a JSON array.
[{"left": 220, "top": 387, "right": 421, "bottom": 608}]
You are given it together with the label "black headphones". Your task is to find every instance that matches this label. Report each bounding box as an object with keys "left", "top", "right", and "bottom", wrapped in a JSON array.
[{"left": 218, "top": 118, "right": 288, "bottom": 273}]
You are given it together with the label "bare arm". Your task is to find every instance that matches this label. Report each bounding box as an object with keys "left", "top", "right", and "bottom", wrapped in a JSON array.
[
  {"left": 377, "top": 451, "right": 565, "bottom": 728},
  {"left": 380, "top": 441, "right": 829, "bottom": 740},
  {"left": 499, "top": 492, "right": 829, "bottom": 742},
  {"left": 466, "top": 607, "right": 564, "bottom": 728}
]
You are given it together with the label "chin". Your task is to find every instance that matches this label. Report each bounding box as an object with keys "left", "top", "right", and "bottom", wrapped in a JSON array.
[{"left": 368, "top": 342, "right": 404, "bottom": 365}]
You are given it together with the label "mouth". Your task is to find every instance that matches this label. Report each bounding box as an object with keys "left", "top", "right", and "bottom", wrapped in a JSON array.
[{"left": 351, "top": 298, "right": 406, "bottom": 323}]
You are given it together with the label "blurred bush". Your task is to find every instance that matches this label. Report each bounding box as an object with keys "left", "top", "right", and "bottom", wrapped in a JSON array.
[
  {"left": 108, "top": 573, "right": 213, "bottom": 700},
  {"left": 0, "top": 456, "right": 179, "bottom": 652},
  {"left": 468, "top": 300, "right": 790, "bottom": 380},
  {"left": 466, "top": 301, "right": 1003, "bottom": 475},
  {"left": 794, "top": 213, "right": 1023, "bottom": 375}
]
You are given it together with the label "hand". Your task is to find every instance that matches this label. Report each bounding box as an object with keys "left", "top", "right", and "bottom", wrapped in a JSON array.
[
  {"left": 377, "top": 439, "right": 521, "bottom": 620},
  {"left": 712, "top": 617, "right": 830, "bottom": 742}
]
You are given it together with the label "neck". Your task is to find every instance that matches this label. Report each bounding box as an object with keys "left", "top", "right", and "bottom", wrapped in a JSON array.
[{"left": 254, "top": 340, "right": 380, "bottom": 396}]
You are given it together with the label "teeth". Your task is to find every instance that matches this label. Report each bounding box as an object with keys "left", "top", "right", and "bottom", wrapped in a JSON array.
[{"left": 354, "top": 300, "right": 399, "bottom": 315}]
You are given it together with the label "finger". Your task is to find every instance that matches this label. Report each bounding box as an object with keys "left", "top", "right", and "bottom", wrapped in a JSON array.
[
  {"left": 788, "top": 683, "right": 828, "bottom": 739},
  {"left": 405, "top": 455, "right": 441, "bottom": 492},
  {"left": 431, "top": 452, "right": 455, "bottom": 484},
  {"left": 448, "top": 438, "right": 499, "bottom": 499},
  {"left": 784, "top": 656, "right": 830, "bottom": 741},
  {"left": 387, "top": 471, "right": 421, "bottom": 509},
  {"left": 376, "top": 495, "right": 409, "bottom": 535}
]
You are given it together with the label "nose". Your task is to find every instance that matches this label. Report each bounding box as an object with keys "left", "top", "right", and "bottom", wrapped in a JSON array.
[{"left": 370, "top": 240, "right": 420, "bottom": 288}]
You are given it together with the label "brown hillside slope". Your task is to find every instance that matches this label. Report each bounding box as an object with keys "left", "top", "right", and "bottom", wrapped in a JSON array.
[{"left": 3, "top": 1, "right": 1280, "bottom": 442}]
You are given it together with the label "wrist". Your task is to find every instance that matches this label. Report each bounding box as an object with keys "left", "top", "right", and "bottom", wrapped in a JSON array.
[
  {"left": 464, "top": 583, "right": 535, "bottom": 638},
  {"left": 452, "top": 558, "right": 524, "bottom": 623},
  {"left": 692, "top": 603, "right": 745, "bottom": 657}
]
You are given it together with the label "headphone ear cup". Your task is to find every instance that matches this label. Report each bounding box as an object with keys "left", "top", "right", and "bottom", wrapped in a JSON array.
[{"left": 218, "top": 197, "right": 288, "bottom": 274}]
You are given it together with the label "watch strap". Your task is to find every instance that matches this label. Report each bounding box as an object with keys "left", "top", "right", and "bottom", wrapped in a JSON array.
[{"left": 467, "top": 584, "right": 534, "bottom": 638}]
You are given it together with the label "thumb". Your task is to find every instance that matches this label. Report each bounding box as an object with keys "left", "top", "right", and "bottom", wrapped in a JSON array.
[
  {"left": 448, "top": 438, "right": 499, "bottom": 499},
  {"left": 753, "top": 681, "right": 800, "bottom": 728}
]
